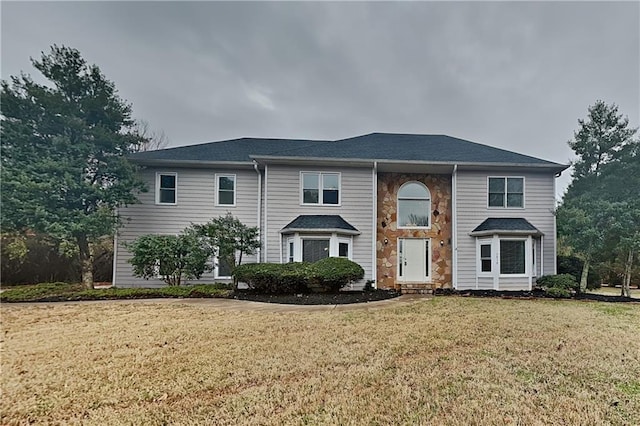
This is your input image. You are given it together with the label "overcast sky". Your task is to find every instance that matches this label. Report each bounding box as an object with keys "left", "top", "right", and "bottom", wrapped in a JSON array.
[{"left": 2, "top": 1, "right": 639, "bottom": 198}]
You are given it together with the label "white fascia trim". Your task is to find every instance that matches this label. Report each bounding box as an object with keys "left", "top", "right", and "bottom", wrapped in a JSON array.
[
  {"left": 469, "top": 230, "right": 543, "bottom": 237},
  {"left": 251, "top": 156, "right": 568, "bottom": 171},
  {"left": 280, "top": 228, "right": 361, "bottom": 236}
]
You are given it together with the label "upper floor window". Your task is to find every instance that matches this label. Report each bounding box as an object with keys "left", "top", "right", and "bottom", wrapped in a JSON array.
[
  {"left": 216, "top": 174, "right": 236, "bottom": 206},
  {"left": 398, "top": 182, "right": 431, "bottom": 228},
  {"left": 301, "top": 172, "right": 340, "bottom": 205},
  {"left": 156, "top": 172, "right": 177, "bottom": 205},
  {"left": 488, "top": 177, "right": 524, "bottom": 208}
]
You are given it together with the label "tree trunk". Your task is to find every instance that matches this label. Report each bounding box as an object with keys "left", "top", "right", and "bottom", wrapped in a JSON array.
[
  {"left": 622, "top": 249, "right": 633, "bottom": 298},
  {"left": 77, "top": 234, "right": 94, "bottom": 289},
  {"left": 579, "top": 257, "right": 590, "bottom": 294}
]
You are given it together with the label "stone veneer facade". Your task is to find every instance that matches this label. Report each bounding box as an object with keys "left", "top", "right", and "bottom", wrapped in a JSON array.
[{"left": 376, "top": 173, "right": 453, "bottom": 292}]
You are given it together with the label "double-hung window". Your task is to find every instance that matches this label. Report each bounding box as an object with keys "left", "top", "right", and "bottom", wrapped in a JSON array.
[
  {"left": 216, "top": 174, "right": 236, "bottom": 206},
  {"left": 156, "top": 173, "right": 177, "bottom": 205},
  {"left": 301, "top": 172, "right": 340, "bottom": 205},
  {"left": 488, "top": 177, "right": 524, "bottom": 208}
]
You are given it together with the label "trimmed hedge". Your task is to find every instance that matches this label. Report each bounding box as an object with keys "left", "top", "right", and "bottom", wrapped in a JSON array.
[
  {"left": 234, "top": 262, "right": 312, "bottom": 293},
  {"left": 535, "top": 274, "right": 579, "bottom": 298},
  {"left": 234, "top": 258, "right": 365, "bottom": 294},
  {"left": 307, "top": 257, "right": 365, "bottom": 293}
]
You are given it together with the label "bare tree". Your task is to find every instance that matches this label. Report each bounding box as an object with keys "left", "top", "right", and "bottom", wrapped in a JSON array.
[{"left": 131, "top": 119, "right": 170, "bottom": 152}]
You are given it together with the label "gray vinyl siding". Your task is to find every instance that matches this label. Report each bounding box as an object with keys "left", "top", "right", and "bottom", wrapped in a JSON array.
[
  {"left": 114, "top": 167, "right": 260, "bottom": 287},
  {"left": 264, "top": 165, "right": 374, "bottom": 288},
  {"left": 456, "top": 170, "right": 557, "bottom": 290}
]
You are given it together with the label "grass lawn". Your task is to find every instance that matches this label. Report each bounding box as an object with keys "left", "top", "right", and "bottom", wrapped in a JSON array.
[
  {"left": 2, "top": 298, "right": 639, "bottom": 425},
  {"left": 589, "top": 286, "right": 640, "bottom": 299}
]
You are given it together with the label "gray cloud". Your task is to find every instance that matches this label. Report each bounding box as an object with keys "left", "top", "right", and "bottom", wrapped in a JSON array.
[{"left": 2, "top": 1, "right": 639, "bottom": 197}]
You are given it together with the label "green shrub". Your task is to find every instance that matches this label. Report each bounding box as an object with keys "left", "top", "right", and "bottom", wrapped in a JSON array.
[
  {"left": 307, "top": 257, "right": 365, "bottom": 293},
  {"left": 544, "top": 286, "right": 572, "bottom": 298},
  {"left": 536, "top": 274, "right": 578, "bottom": 298},
  {"left": 234, "top": 262, "right": 312, "bottom": 293}
]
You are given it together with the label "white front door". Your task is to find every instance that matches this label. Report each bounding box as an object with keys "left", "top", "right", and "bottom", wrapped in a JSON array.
[{"left": 398, "top": 238, "right": 429, "bottom": 282}]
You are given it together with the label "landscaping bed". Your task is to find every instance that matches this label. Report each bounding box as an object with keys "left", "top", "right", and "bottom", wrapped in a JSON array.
[
  {"left": 434, "top": 288, "right": 639, "bottom": 303},
  {"left": 0, "top": 282, "right": 231, "bottom": 303},
  {"left": 232, "top": 289, "right": 400, "bottom": 305}
]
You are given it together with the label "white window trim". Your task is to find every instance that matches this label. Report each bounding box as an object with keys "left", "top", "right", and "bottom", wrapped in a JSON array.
[
  {"left": 299, "top": 171, "right": 342, "bottom": 206},
  {"left": 214, "top": 248, "right": 236, "bottom": 279},
  {"left": 397, "top": 181, "right": 432, "bottom": 230},
  {"left": 487, "top": 176, "right": 525, "bottom": 209},
  {"left": 215, "top": 173, "right": 237, "bottom": 207},
  {"left": 498, "top": 237, "right": 529, "bottom": 278},
  {"left": 155, "top": 172, "right": 177, "bottom": 205},
  {"left": 397, "top": 238, "right": 431, "bottom": 282},
  {"left": 476, "top": 236, "right": 533, "bottom": 283},
  {"left": 286, "top": 232, "right": 352, "bottom": 262},
  {"left": 476, "top": 238, "right": 493, "bottom": 277}
]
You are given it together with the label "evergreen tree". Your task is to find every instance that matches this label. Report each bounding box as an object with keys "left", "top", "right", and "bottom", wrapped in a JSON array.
[{"left": 1, "top": 45, "right": 148, "bottom": 288}]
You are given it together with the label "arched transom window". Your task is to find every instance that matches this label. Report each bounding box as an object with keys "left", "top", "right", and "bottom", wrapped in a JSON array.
[{"left": 397, "top": 182, "right": 431, "bottom": 228}]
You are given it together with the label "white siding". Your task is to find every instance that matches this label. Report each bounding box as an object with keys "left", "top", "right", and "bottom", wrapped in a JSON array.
[
  {"left": 456, "top": 170, "right": 557, "bottom": 291},
  {"left": 114, "top": 167, "right": 260, "bottom": 287},
  {"left": 264, "top": 165, "right": 374, "bottom": 288}
]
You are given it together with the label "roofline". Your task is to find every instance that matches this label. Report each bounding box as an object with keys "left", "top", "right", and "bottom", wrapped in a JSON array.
[
  {"left": 469, "top": 229, "right": 544, "bottom": 237},
  {"left": 130, "top": 159, "right": 255, "bottom": 167},
  {"left": 251, "top": 155, "right": 568, "bottom": 171},
  {"left": 280, "top": 228, "right": 361, "bottom": 236},
  {"left": 128, "top": 155, "right": 569, "bottom": 174}
]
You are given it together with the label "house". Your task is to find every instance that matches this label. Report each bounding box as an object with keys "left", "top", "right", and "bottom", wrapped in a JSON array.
[{"left": 114, "top": 133, "right": 568, "bottom": 293}]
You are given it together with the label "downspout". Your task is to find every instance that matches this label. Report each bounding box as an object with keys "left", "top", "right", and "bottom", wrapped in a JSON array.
[
  {"left": 372, "top": 161, "right": 378, "bottom": 288},
  {"left": 112, "top": 208, "right": 118, "bottom": 287},
  {"left": 540, "top": 235, "right": 544, "bottom": 279},
  {"left": 253, "top": 161, "right": 262, "bottom": 263},
  {"left": 264, "top": 164, "right": 269, "bottom": 262},
  {"left": 553, "top": 175, "right": 558, "bottom": 274},
  {"left": 452, "top": 164, "right": 458, "bottom": 289}
]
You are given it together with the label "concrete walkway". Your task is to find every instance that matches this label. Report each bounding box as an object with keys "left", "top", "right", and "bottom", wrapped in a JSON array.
[{"left": 1, "top": 294, "right": 431, "bottom": 313}]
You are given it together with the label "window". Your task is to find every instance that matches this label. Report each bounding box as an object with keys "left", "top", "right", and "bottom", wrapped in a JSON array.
[
  {"left": 216, "top": 174, "right": 235, "bottom": 206},
  {"left": 215, "top": 248, "right": 234, "bottom": 278},
  {"left": 301, "top": 172, "right": 340, "bottom": 205},
  {"left": 286, "top": 234, "right": 352, "bottom": 262},
  {"left": 287, "top": 239, "right": 294, "bottom": 263},
  {"left": 156, "top": 173, "right": 177, "bottom": 204},
  {"left": 398, "top": 182, "right": 431, "bottom": 228},
  {"left": 480, "top": 243, "right": 492, "bottom": 272},
  {"left": 500, "top": 240, "right": 525, "bottom": 275},
  {"left": 488, "top": 177, "right": 524, "bottom": 208},
  {"left": 302, "top": 239, "right": 330, "bottom": 262},
  {"left": 476, "top": 237, "right": 530, "bottom": 277},
  {"left": 338, "top": 242, "right": 349, "bottom": 258}
]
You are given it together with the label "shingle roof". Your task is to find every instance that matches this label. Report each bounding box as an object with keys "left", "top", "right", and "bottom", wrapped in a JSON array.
[
  {"left": 129, "top": 132, "right": 566, "bottom": 169},
  {"left": 281, "top": 215, "right": 360, "bottom": 235},
  {"left": 129, "top": 137, "right": 328, "bottom": 163},
  {"left": 470, "top": 218, "right": 543, "bottom": 236},
  {"left": 266, "top": 133, "right": 560, "bottom": 166}
]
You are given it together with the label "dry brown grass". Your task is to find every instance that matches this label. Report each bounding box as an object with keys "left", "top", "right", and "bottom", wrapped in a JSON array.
[{"left": 2, "top": 298, "right": 639, "bottom": 425}]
